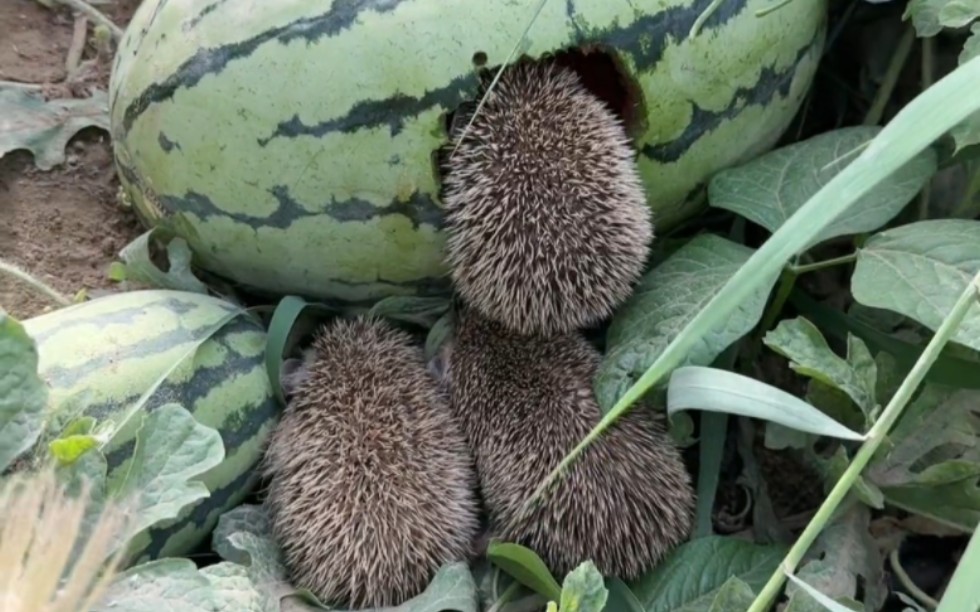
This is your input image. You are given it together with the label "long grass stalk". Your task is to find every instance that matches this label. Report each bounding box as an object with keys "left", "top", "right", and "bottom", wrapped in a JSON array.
[
  {"left": 747, "top": 270, "right": 980, "bottom": 611},
  {"left": 526, "top": 54, "right": 980, "bottom": 509}
]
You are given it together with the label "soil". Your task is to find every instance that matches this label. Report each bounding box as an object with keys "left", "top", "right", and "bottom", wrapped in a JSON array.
[{"left": 0, "top": 0, "right": 145, "bottom": 320}]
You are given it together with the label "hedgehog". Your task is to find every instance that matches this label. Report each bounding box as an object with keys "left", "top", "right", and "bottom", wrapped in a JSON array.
[
  {"left": 261, "top": 316, "right": 482, "bottom": 609},
  {"left": 430, "top": 306, "right": 695, "bottom": 582},
  {"left": 438, "top": 58, "right": 654, "bottom": 337}
]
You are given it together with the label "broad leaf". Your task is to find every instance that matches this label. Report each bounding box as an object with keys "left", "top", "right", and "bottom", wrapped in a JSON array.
[
  {"left": 596, "top": 235, "right": 779, "bottom": 410},
  {"left": 0, "top": 87, "right": 110, "bottom": 170},
  {"left": 487, "top": 541, "right": 563, "bottom": 603},
  {"left": 630, "top": 536, "right": 787, "bottom": 611},
  {"left": 93, "top": 558, "right": 264, "bottom": 611},
  {"left": 852, "top": 219, "right": 980, "bottom": 352},
  {"left": 764, "top": 317, "right": 877, "bottom": 425},
  {"left": 904, "top": 0, "right": 980, "bottom": 36},
  {"left": 0, "top": 313, "right": 48, "bottom": 473},
  {"left": 783, "top": 505, "right": 886, "bottom": 611},
  {"left": 962, "top": 24, "right": 980, "bottom": 65},
  {"left": 706, "top": 577, "right": 756, "bottom": 612},
  {"left": 211, "top": 504, "right": 480, "bottom": 612},
  {"left": 382, "top": 563, "right": 478, "bottom": 612},
  {"left": 708, "top": 126, "right": 936, "bottom": 251},
  {"left": 110, "top": 403, "right": 225, "bottom": 548},
  {"left": 667, "top": 366, "right": 865, "bottom": 441},
  {"left": 368, "top": 296, "right": 450, "bottom": 329},
  {"left": 212, "top": 504, "right": 292, "bottom": 610},
  {"left": 866, "top": 386, "right": 980, "bottom": 531},
  {"left": 111, "top": 229, "right": 209, "bottom": 294},
  {"left": 559, "top": 561, "right": 608, "bottom": 612}
]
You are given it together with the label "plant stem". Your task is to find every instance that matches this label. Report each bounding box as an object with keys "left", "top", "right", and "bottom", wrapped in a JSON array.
[
  {"left": 919, "top": 36, "right": 936, "bottom": 220},
  {"left": 864, "top": 26, "right": 915, "bottom": 126},
  {"left": 889, "top": 548, "right": 938, "bottom": 610},
  {"left": 789, "top": 253, "right": 857, "bottom": 274},
  {"left": 0, "top": 259, "right": 71, "bottom": 307},
  {"left": 746, "top": 271, "right": 980, "bottom": 612},
  {"left": 50, "top": 0, "right": 123, "bottom": 41},
  {"left": 0, "top": 80, "right": 44, "bottom": 90}
]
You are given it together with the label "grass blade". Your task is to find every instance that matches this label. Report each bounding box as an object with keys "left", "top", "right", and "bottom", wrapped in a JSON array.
[
  {"left": 528, "top": 53, "right": 980, "bottom": 508},
  {"left": 667, "top": 366, "right": 865, "bottom": 441}
]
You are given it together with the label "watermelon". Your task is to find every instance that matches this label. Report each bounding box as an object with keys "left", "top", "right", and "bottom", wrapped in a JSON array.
[
  {"left": 21, "top": 289, "right": 280, "bottom": 563},
  {"left": 108, "top": 0, "right": 827, "bottom": 304}
]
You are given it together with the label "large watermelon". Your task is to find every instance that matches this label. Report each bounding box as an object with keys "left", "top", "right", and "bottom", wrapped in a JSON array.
[
  {"left": 21, "top": 289, "right": 280, "bottom": 563},
  {"left": 109, "top": 0, "right": 827, "bottom": 304}
]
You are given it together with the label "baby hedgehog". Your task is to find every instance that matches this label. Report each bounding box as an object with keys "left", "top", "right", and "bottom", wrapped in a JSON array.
[
  {"left": 431, "top": 306, "right": 695, "bottom": 582},
  {"left": 262, "top": 316, "right": 481, "bottom": 609},
  {"left": 439, "top": 59, "right": 653, "bottom": 336}
]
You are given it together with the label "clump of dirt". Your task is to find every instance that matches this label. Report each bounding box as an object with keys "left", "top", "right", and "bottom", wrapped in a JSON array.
[{"left": 0, "top": 0, "right": 145, "bottom": 320}]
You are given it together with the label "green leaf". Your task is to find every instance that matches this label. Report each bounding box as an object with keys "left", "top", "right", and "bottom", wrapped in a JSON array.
[
  {"left": 603, "top": 577, "right": 644, "bottom": 612},
  {"left": 708, "top": 126, "right": 937, "bottom": 251},
  {"left": 49, "top": 434, "right": 100, "bottom": 465},
  {"left": 812, "top": 445, "right": 886, "bottom": 510},
  {"left": 630, "top": 536, "right": 787, "bottom": 611},
  {"left": 936, "top": 520, "right": 980, "bottom": 612},
  {"left": 212, "top": 504, "right": 292, "bottom": 610},
  {"left": 424, "top": 311, "right": 454, "bottom": 361},
  {"left": 962, "top": 24, "right": 980, "bottom": 65},
  {"left": 368, "top": 296, "right": 450, "bottom": 328},
  {"left": 487, "top": 541, "right": 563, "bottom": 603},
  {"left": 853, "top": 219, "right": 980, "bottom": 352},
  {"left": 596, "top": 235, "right": 779, "bottom": 410},
  {"left": 785, "top": 573, "right": 861, "bottom": 612},
  {"left": 938, "top": 0, "right": 980, "bottom": 29},
  {"left": 559, "top": 561, "right": 608, "bottom": 612},
  {"left": 866, "top": 386, "right": 980, "bottom": 531},
  {"left": 904, "top": 0, "right": 980, "bottom": 36},
  {"left": 706, "top": 577, "right": 756, "bottom": 612},
  {"left": 667, "top": 366, "right": 865, "bottom": 441},
  {"left": 382, "top": 563, "right": 478, "bottom": 612},
  {"left": 783, "top": 505, "right": 886, "bottom": 612},
  {"left": 110, "top": 403, "right": 225, "bottom": 551},
  {"left": 211, "top": 504, "right": 479, "bottom": 612},
  {"left": 790, "top": 290, "right": 980, "bottom": 390},
  {"left": 0, "top": 312, "right": 48, "bottom": 473},
  {"left": 0, "top": 86, "right": 110, "bottom": 170},
  {"left": 763, "top": 317, "right": 877, "bottom": 425},
  {"left": 113, "top": 229, "right": 210, "bottom": 294},
  {"left": 93, "top": 558, "right": 264, "bottom": 611}
]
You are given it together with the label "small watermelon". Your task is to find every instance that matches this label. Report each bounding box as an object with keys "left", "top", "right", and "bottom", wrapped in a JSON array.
[
  {"left": 21, "top": 289, "right": 280, "bottom": 563},
  {"left": 109, "top": 0, "right": 827, "bottom": 304}
]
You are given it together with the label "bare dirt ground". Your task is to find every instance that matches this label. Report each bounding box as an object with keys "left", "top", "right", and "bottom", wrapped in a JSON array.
[{"left": 1, "top": 0, "right": 144, "bottom": 320}]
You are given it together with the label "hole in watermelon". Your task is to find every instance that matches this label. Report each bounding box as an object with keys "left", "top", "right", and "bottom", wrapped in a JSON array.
[
  {"left": 432, "top": 48, "right": 645, "bottom": 195},
  {"left": 549, "top": 45, "right": 646, "bottom": 142}
]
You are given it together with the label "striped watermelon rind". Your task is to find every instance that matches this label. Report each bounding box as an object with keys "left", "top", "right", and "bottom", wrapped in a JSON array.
[
  {"left": 22, "top": 289, "right": 281, "bottom": 563},
  {"left": 109, "top": 0, "right": 827, "bottom": 304}
]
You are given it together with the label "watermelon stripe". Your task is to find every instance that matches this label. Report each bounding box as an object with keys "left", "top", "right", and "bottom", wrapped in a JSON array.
[
  {"left": 138, "top": 466, "right": 260, "bottom": 561},
  {"left": 595, "top": 0, "right": 750, "bottom": 70},
  {"left": 252, "top": 0, "right": 754, "bottom": 149},
  {"left": 125, "top": 0, "right": 755, "bottom": 144},
  {"left": 642, "top": 33, "right": 822, "bottom": 164},
  {"left": 158, "top": 132, "right": 181, "bottom": 152},
  {"left": 91, "top": 350, "right": 275, "bottom": 469},
  {"left": 186, "top": 0, "right": 232, "bottom": 30},
  {"left": 41, "top": 316, "right": 253, "bottom": 389},
  {"left": 155, "top": 186, "right": 445, "bottom": 231},
  {"left": 121, "top": 0, "right": 412, "bottom": 132},
  {"left": 255, "top": 72, "right": 476, "bottom": 145},
  {"left": 26, "top": 298, "right": 202, "bottom": 345}
]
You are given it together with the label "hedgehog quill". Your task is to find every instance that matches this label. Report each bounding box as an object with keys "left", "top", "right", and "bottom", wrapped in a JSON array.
[
  {"left": 262, "top": 316, "right": 481, "bottom": 609},
  {"left": 432, "top": 306, "right": 695, "bottom": 582},
  {"left": 440, "top": 59, "right": 654, "bottom": 337}
]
